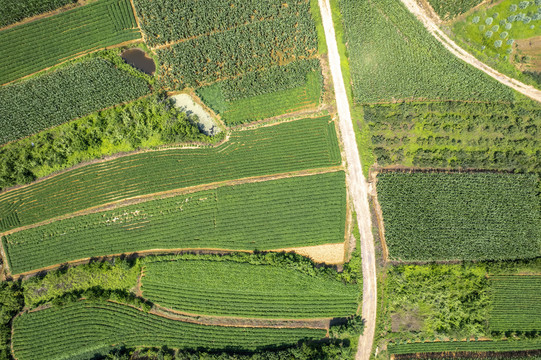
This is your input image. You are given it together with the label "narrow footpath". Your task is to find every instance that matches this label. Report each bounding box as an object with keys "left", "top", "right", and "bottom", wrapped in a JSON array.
[
  {"left": 317, "top": 1, "right": 377, "bottom": 359},
  {"left": 400, "top": 0, "right": 541, "bottom": 103}
]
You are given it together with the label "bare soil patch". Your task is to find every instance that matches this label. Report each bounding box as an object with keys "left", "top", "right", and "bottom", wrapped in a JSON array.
[
  {"left": 170, "top": 93, "right": 222, "bottom": 136},
  {"left": 277, "top": 242, "right": 346, "bottom": 265},
  {"left": 391, "top": 309, "right": 423, "bottom": 333},
  {"left": 515, "top": 36, "right": 541, "bottom": 73}
]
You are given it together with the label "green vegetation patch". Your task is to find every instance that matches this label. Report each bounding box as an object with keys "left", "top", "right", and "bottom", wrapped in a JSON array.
[
  {"left": 377, "top": 172, "right": 541, "bottom": 261},
  {"left": 0, "top": 283, "right": 23, "bottom": 360},
  {"left": 3, "top": 172, "right": 346, "bottom": 274},
  {"left": 23, "top": 260, "right": 140, "bottom": 308},
  {"left": 0, "top": 58, "right": 150, "bottom": 146},
  {"left": 338, "top": 0, "right": 515, "bottom": 103},
  {"left": 427, "top": 0, "right": 483, "bottom": 20},
  {"left": 388, "top": 338, "right": 541, "bottom": 354},
  {"left": 0, "top": 94, "right": 204, "bottom": 190},
  {"left": 490, "top": 275, "right": 541, "bottom": 332},
  {"left": 0, "top": 0, "right": 76, "bottom": 27},
  {"left": 12, "top": 300, "right": 326, "bottom": 360},
  {"left": 0, "top": 116, "right": 341, "bottom": 233},
  {"left": 453, "top": 0, "right": 541, "bottom": 62},
  {"left": 365, "top": 101, "right": 541, "bottom": 173},
  {"left": 385, "top": 264, "right": 491, "bottom": 340},
  {"left": 141, "top": 256, "right": 357, "bottom": 319},
  {"left": 0, "top": 0, "right": 141, "bottom": 84}
]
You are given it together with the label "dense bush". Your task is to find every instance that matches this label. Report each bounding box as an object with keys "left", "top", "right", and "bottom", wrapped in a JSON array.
[
  {"left": 0, "top": 0, "right": 76, "bottom": 27},
  {"left": 0, "top": 93, "right": 203, "bottom": 190},
  {"left": 0, "top": 282, "right": 23, "bottom": 360},
  {"left": 0, "top": 58, "right": 150, "bottom": 145}
]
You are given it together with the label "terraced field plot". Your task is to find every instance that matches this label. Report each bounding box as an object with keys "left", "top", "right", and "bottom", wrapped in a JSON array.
[
  {"left": 0, "top": 117, "right": 341, "bottom": 232},
  {"left": 388, "top": 338, "right": 541, "bottom": 354},
  {"left": 12, "top": 300, "right": 326, "bottom": 360},
  {"left": 489, "top": 275, "right": 541, "bottom": 332},
  {"left": 141, "top": 257, "right": 357, "bottom": 318},
  {"left": 377, "top": 172, "right": 541, "bottom": 261},
  {"left": 3, "top": 172, "right": 347, "bottom": 274},
  {"left": 0, "top": 0, "right": 141, "bottom": 84}
]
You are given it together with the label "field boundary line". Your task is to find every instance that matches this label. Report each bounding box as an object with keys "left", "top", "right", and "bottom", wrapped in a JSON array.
[
  {"left": 368, "top": 170, "right": 389, "bottom": 262},
  {"left": 1, "top": 166, "right": 344, "bottom": 239},
  {"left": 8, "top": 241, "right": 347, "bottom": 279},
  {"left": 399, "top": 0, "right": 541, "bottom": 103}
]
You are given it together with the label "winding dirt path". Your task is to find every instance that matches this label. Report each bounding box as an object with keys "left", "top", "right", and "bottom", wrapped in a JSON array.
[
  {"left": 399, "top": 0, "right": 541, "bottom": 103},
  {"left": 317, "top": 1, "right": 377, "bottom": 359}
]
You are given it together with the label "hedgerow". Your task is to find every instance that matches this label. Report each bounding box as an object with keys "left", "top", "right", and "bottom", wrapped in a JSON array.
[
  {"left": 4, "top": 172, "right": 347, "bottom": 274},
  {"left": 12, "top": 300, "right": 326, "bottom": 360},
  {"left": 0, "top": 116, "right": 341, "bottom": 233},
  {"left": 0, "top": 93, "right": 204, "bottom": 190},
  {"left": 377, "top": 171, "right": 541, "bottom": 261},
  {"left": 338, "top": 0, "right": 516, "bottom": 102},
  {"left": 0, "top": 0, "right": 141, "bottom": 84},
  {"left": 0, "top": 58, "right": 150, "bottom": 146},
  {"left": 0, "top": 0, "right": 76, "bottom": 27},
  {"left": 388, "top": 338, "right": 541, "bottom": 354},
  {"left": 365, "top": 101, "right": 541, "bottom": 172}
]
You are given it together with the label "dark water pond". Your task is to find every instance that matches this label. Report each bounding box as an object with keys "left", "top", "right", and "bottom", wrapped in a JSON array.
[{"left": 120, "top": 48, "right": 156, "bottom": 75}]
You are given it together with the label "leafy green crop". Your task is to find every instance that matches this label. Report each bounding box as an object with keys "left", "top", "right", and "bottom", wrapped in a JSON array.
[
  {"left": 427, "top": 0, "right": 483, "bottom": 20},
  {"left": 377, "top": 172, "right": 541, "bottom": 261},
  {"left": 0, "top": 0, "right": 76, "bottom": 27},
  {"left": 0, "top": 58, "right": 150, "bottom": 146},
  {"left": 0, "top": 116, "right": 341, "bottom": 233},
  {"left": 12, "top": 300, "right": 326, "bottom": 360},
  {"left": 3, "top": 172, "right": 346, "bottom": 274},
  {"left": 388, "top": 338, "right": 541, "bottom": 354},
  {"left": 141, "top": 256, "right": 357, "bottom": 319}
]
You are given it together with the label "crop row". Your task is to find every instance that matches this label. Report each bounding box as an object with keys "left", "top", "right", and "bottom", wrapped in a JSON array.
[
  {"left": 0, "top": 116, "right": 341, "bottom": 233},
  {"left": 427, "top": 0, "right": 483, "bottom": 19},
  {"left": 12, "top": 300, "right": 326, "bottom": 360},
  {"left": 489, "top": 275, "right": 541, "bottom": 332},
  {"left": 338, "top": 0, "right": 515, "bottom": 102},
  {"left": 141, "top": 256, "right": 356, "bottom": 319},
  {"left": 365, "top": 101, "right": 541, "bottom": 173},
  {"left": 156, "top": 13, "right": 317, "bottom": 90},
  {"left": 388, "top": 338, "right": 541, "bottom": 354},
  {"left": 0, "top": 0, "right": 140, "bottom": 84},
  {"left": 0, "top": 58, "right": 150, "bottom": 145},
  {"left": 377, "top": 171, "right": 541, "bottom": 261},
  {"left": 133, "top": 0, "right": 312, "bottom": 47},
  {"left": 3, "top": 171, "right": 346, "bottom": 274}
]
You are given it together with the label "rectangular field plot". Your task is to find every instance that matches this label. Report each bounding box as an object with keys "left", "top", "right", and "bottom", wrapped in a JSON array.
[
  {"left": 141, "top": 257, "right": 356, "bottom": 319},
  {"left": 489, "top": 275, "right": 541, "bottom": 332},
  {"left": 3, "top": 172, "right": 347, "bottom": 274},
  {"left": 0, "top": 0, "right": 141, "bottom": 84},
  {"left": 388, "top": 338, "right": 541, "bottom": 355},
  {"left": 377, "top": 172, "right": 541, "bottom": 261},
  {"left": 12, "top": 300, "right": 326, "bottom": 360},
  {"left": 0, "top": 117, "right": 341, "bottom": 233}
]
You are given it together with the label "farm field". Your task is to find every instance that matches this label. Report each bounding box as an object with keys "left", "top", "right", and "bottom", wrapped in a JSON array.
[
  {"left": 365, "top": 101, "right": 541, "bottom": 172},
  {"left": 3, "top": 172, "right": 347, "bottom": 274},
  {"left": 426, "top": 0, "right": 483, "bottom": 20},
  {"left": 0, "top": 0, "right": 76, "bottom": 27},
  {"left": 376, "top": 171, "right": 541, "bottom": 261},
  {"left": 388, "top": 338, "right": 541, "bottom": 354},
  {"left": 12, "top": 300, "right": 327, "bottom": 360},
  {"left": 141, "top": 256, "right": 357, "bottom": 319},
  {"left": 0, "top": 58, "right": 150, "bottom": 145},
  {"left": 337, "top": 0, "right": 516, "bottom": 103},
  {"left": 0, "top": 0, "right": 141, "bottom": 85},
  {"left": 489, "top": 275, "right": 541, "bottom": 332},
  {"left": 0, "top": 116, "right": 341, "bottom": 232}
]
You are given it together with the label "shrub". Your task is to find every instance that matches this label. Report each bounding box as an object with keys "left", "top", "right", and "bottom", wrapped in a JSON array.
[
  {"left": 510, "top": 4, "right": 518, "bottom": 11},
  {"left": 507, "top": 38, "right": 515, "bottom": 45},
  {"left": 500, "top": 31, "right": 509, "bottom": 38},
  {"left": 492, "top": 12, "right": 499, "bottom": 18},
  {"left": 485, "top": 30, "right": 493, "bottom": 38},
  {"left": 505, "top": 22, "right": 513, "bottom": 30},
  {"left": 523, "top": 16, "right": 532, "bottom": 23},
  {"left": 485, "top": 17, "right": 493, "bottom": 25},
  {"left": 472, "top": 16, "right": 480, "bottom": 23},
  {"left": 492, "top": 25, "right": 500, "bottom": 31},
  {"left": 495, "top": 40, "right": 503, "bottom": 48},
  {"left": 479, "top": 25, "right": 486, "bottom": 30},
  {"left": 519, "top": 1, "right": 530, "bottom": 9},
  {"left": 508, "top": 14, "right": 517, "bottom": 22}
]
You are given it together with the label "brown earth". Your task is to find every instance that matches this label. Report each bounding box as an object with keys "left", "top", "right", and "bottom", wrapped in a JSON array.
[{"left": 515, "top": 36, "right": 541, "bottom": 72}]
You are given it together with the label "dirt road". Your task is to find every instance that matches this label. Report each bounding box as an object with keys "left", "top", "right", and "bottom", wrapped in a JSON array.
[
  {"left": 317, "top": 1, "right": 377, "bottom": 359},
  {"left": 400, "top": 0, "right": 541, "bottom": 103}
]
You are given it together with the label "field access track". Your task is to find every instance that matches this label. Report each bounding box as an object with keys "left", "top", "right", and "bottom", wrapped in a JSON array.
[{"left": 0, "top": 117, "right": 341, "bottom": 234}]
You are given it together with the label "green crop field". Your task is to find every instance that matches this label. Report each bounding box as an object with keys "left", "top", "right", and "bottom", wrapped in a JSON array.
[
  {"left": 388, "top": 338, "right": 541, "bottom": 354},
  {"left": 427, "top": 0, "right": 483, "bottom": 20},
  {"left": 0, "top": 0, "right": 141, "bottom": 84},
  {"left": 12, "top": 300, "right": 326, "bottom": 360},
  {"left": 489, "top": 275, "right": 541, "bottom": 332},
  {"left": 338, "top": 0, "right": 515, "bottom": 103},
  {"left": 0, "top": 116, "right": 341, "bottom": 233},
  {"left": 0, "top": 58, "right": 150, "bottom": 145},
  {"left": 141, "top": 257, "right": 356, "bottom": 318},
  {"left": 0, "top": 0, "right": 76, "bottom": 27},
  {"left": 365, "top": 101, "right": 541, "bottom": 172},
  {"left": 3, "top": 172, "right": 347, "bottom": 274},
  {"left": 377, "top": 172, "right": 541, "bottom": 261}
]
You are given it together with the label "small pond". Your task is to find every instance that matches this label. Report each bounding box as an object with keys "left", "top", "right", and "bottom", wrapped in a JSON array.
[{"left": 120, "top": 48, "right": 156, "bottom": 75}]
